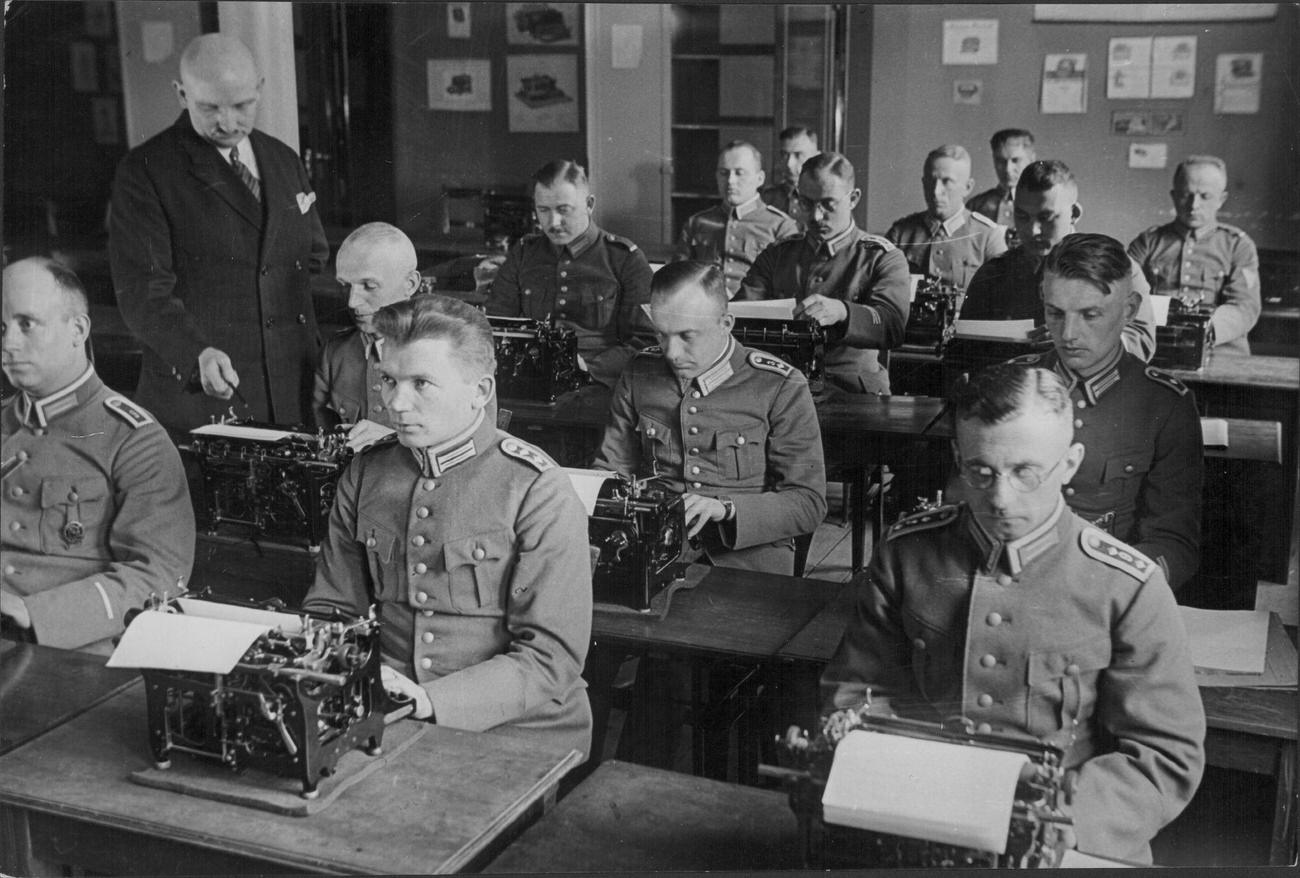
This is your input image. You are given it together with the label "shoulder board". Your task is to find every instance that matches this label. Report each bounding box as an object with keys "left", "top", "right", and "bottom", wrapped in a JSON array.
[
  {"left": 499, "top": 436, "right": 555, "bottom": 473},
  {"left": 1078, "top": 528, "right": 1156, "bottom": 583},
  {"left": 969, "top": 211, "right": 999, "bottom": 229},
  {"left": 1216, "top": 223, "right": 1248, "bottom": 238},
  {"left": 604, "top": 233, "right": 639, "bottom": 253},
  {"left": 1143, "top": 366, "right": 1189, "bottom": 396},
  {"left": 361, "top": 434, "right": 399, "bottom": 455},
  {"left": 885, "top": 504, "right": 960, "bottom": 541},
  {"left": 747, "top": 350, "right": 794, "bottom": 377},
  {"left": 858, "top": 233, "right": 896, "bottom": 252},
  {"left": 103, "top": 396, "right": 153, "bottom": 429},
  {"left": 763, "top": 204, "right": 794, "bottom": 220},
  {"left": 1008, "top": 352, "right": 1048, "bottom": 366},
  {"left": 331, "top": 326, "right": 358, "bottom": 339},
  {"left": 635, "top": 345, "right": 664, "bottom": 358}
]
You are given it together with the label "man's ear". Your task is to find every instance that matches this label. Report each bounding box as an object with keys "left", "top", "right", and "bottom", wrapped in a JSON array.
[
  {"left": 849, "top": 187, "right": 862, "bottom": 209},
  {"left": 1062, "top": 441, "right": 1086, "bottom": 484},
  {"left": 404, "top": 269, "right": 423, "bottom": 297},
  {"left": 1123, "top": 288, "right": 1141, "bottom": 322},
  {"left": 173, "top": 81, "right": 187, "bottom": 109},
  {"left": 585, "top": 193, "right": 596, "bottom": 211},
  {"left": 1071, "top": 202, "right": 1083, "bottom": 224},
  {"left": 755, "top": 169, "right": 766, "bottom": 189},
  {"left": 71, "top": 312, "right": 92, "bottom": 348},
  {"left": 719, "top": 311, "right": 735, "bottom": 332},
  {"left": 472, "top": 374, "right": 495, "bottom": 411}
]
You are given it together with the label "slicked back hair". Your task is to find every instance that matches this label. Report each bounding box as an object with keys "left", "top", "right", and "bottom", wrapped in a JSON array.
[
  {"left": 373, "top": 294, "right": 496, "bottom": 381},
  {"left": 1174, "top": 154, "right": 1228, "bottom": 186},
  {"left": 1043, "top": 233, "right": 1130, "bottom": 297},
  {"left": 779, "top": 125, "right": 818, "bottom": 146},
  {"left": 950, "top": 362, "right": 1071, "bottom": 429},
  {"left": 990, "top": 128, "right": 1035, "bottom": 151},
  {"left": 721, "top": 139, "right": 763, "bottom": 168},
  {"left": 651, "top": 261, "right": 727, "bottom": 315},
  {"left": 533, "top": 159, "right": 589, "bottom": 191},
  {"left": 925, "top": 144, "right": 971, "bottom": 172},
  {"left": 800, "top": 151, "right": 856, "bottom": 189},
  {"left": 1018, "top": 159, "right": 1075, "bottom": 195}
]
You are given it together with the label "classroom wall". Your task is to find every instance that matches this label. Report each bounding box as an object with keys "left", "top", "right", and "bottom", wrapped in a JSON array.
[
  {"left": 115, "top": 1, "right": 203, "bottom": 148},
  {"left": 862, "top": 3, "right": 1300, "bottom": 251}
]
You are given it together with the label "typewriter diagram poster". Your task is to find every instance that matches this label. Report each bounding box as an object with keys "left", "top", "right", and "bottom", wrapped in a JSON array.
[
  {"left": 1107, "top": 36, "right": 1152, "bottom": 99},
  {"left": 1215, "top": 53, "right": 1263, "bottom": 114},
  {"left": 1040, "top": 53, "right": 1087, "bottom": 113},
  {"left": 1151, "top": 35, "right": 1196, "bottom": 99},
  {"left": 506, "top": 3, "right": 580, "bottom": 47},
  {"left": 508, "top": 54, "right": 579, "bottom": 132},
  {"left": 427, "top": 59, "right": 491, "bottom": 112}
]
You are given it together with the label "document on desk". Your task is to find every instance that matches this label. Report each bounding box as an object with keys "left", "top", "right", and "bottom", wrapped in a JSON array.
[
  {"left": 821, "top": 729, "right": 1027, "bottom": 853},
  {"left": 563, "top": 468, "right": 618, "bottom": 515},
  {"left": 1190, "top": 611, "right": 1298, "bottom": 687},
  {"left": 952, "top": 319, "right": 1036, "bottom": 341},
  {"left": 1180, "top": 607, "right": 1269, "bottom": 675},
  {"left": 728, "top": 298, "right": 796, "bottom": 320}
]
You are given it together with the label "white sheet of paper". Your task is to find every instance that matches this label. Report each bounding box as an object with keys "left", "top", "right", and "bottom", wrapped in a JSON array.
[
  {"left": 189, "top": 423, "right": 314, "bottom": 443},
  {"left": 728, "top": 298, "right": 797, "bottom": 320},
  {"left": 1151, "top": 35, "right": 1196, "bottom": 99},
  {"left": 175, "top": 597, "right": 305, "bottom": 634},
  {"left": 821, "top": 729, "right": 1028, "bottom": 853},
  {"left": 1215, "top": 53, "right": 1263, "bottom": 114},
  {"left": 141, "top": 21, "right": 174, "bottom": 64},
  {"left": 953, "top": 319, "right": 1036, "bottom": 340},
  {"left": 107, "top": 611, "right": 271, "bottom": 674},
  {"left": 942, "top": 19, "right": 998, "bottom": 65},
  {"left": 1108, "top": 36, "right": 1152, "bottom": 99},
  {"left": 1059, "top": 848, "right": 1136, "bottom": 868},
  {"left": 1180, "top": 607, "right": 1270, "bottom": 674},
  {"left": 909, "top": 274, "right": 922, "bottom": 302},
  {"left": 1128, "top": 142, "right": 1168, "bottom": 170},
  {"left": 1151, "top": 294, "right": 1172, "bottom": 326},
  {"left": 1200, "top": 418, "right": 1229, "bottom": 449},
  {"left": 563, "top": 468, "right": 617, "bottom": 515}
]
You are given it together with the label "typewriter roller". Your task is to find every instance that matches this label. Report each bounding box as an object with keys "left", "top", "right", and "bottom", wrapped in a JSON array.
[
  {"left": 730, "top": 317, "right": 825, "bottom": 393},
  {"left": 489, "top": 315, "right": 590, "bottom": 402},
  {"left": 588, "top": 474, "right": 687, "bottom": 611}
]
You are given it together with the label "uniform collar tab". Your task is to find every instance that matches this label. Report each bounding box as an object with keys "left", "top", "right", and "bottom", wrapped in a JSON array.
[
  {"left": 931, "top": 210, "right": 967, "bottom": 238},
  {"left": 963, "top": 497, "right": 1066, "bottom": 575},
  {"left": 559, "top": 222, "right": 600, "bottom": 259},
  {"left": 411, "top": 410, "right": 486, "bottom": 477},
  {"left": 731, "top": 195, "right": 763, "bottom": 220},
  {"left": 1053, "top": 348, "right": 1123, "bottom": 405},
  {"left": 813, "top": 223, "right": 859, "bottom": 257},
  {"left": 693, "top": 338, "right": 736, "bottom": 396},
  {"left": 19, "top": 365, "right": 97, "bottom": 428}
]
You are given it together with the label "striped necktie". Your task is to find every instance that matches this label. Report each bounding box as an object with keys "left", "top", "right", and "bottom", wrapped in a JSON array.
[{"left": 229, "top": 148, "right": 261, "bottom": 202}]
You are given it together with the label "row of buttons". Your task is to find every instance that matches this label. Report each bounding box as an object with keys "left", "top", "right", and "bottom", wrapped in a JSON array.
[{"left": 262, "top": 314, "right": 309, "bottom": 328}]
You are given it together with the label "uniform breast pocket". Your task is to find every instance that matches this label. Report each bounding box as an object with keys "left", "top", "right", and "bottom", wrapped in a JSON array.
[
  {"left": 577, "top": 286, "right": 615, "bottom": 329},
  {"left": 638, "top": 414, "right": 675, "bottom": 470},
  {"left": 1025, "top": 635, "right": 1110, "bottom": 735},
  {"left": 715, "top": 419, "right": 768, "bottom": 481},
  {"left": 1099, "top": 450, "right": 1152, "bottom": 499},
  {"left": 901, "top": 608, "right": 958, "bottom": 704},
  {"left": 357, "top": 514, "right": 400, "bottom": 601},
  {"left": 443, "top": 530, "right": 512, "bottom": 612},
  {"left": 1199, "top": 265, "right": 1227, "bottom": 293},
  {"left": 39, "top": 476, "right": 111, "bottom": 554}
]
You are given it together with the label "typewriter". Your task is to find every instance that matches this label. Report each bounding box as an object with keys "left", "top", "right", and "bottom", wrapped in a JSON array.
[
  {"left": 588, "top": 474, "right": 687, "bottom": 611},
  {"left": 180, "top": 418, "right": 353, "bottom": 551},
  {"left": 760, "top": 701, "right": 1073, "bottom": 868},
  {"left": 490, "top": 315, "right": 590, "bottom": 402},
  {"left": 731, "top": 317, "right": 825, "bottom": 393},
  {"left": 1152, "top": 297, "right": 1213, "bottom": 370},
  {"left": 901, "top": 276, "right": 965, "bottom": 356},
  {"left": 118, "top": 593, "right": 388, "bottom": 799}
]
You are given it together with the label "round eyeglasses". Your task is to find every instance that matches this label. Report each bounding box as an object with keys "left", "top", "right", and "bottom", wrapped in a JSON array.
[{"left": 957, "top": 452, "right": 1069, "bottom": 493}]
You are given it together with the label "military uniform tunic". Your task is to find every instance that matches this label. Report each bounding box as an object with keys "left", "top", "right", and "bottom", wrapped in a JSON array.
[
  {"left": 962, "top": 246, "right": 1159, "bottom": 362},
  {"left": 967, "top": 184, "right": 1015, "bottom": 229},
  {"left": 885, "top": 207, "right": 1008, "bottom": 289},
  {"left": 760, "top": 183, "right": 800, "bottom": 221},
  {"left": 674, "top": 196, "right": 799, "bottom": 298},
  {"left": 303, "top": 413, "right": 594, "bottom": 758},
  {"left": 1, "top": 367, "right": 195, "bottom": 653},
  {"left": 311, "top": 329, "right": 390, "bottom": 431},
  {"left": 737, "top": 225, "right": 911, "bottom": 395},
  {"left": 1011, "top": 348, "right": 1202, "bottom": 589},
  {"left": 593, "top": 339, "right": 827, "bottom": 572},
  {"left": 1127, "top": 221, "right": 1261, "bottom": 355},
  {"left": 487, "top": 222, "right": 654, "bottom": 388},
  {"left": 822, "top": 500, "right": 1204, "bottom": 864}
]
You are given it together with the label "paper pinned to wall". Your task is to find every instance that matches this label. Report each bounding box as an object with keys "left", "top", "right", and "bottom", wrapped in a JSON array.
[
  {"left": 1107, "top": 36, "right": 1153, "bottom": 99},
  {"left": 728, "top": 298, "right": 797, "bottom": 320},
  {"left": 1041, "top": 52, "right": 1088, "bottom": 113},
  {"left": 1151, "top": 35, "right": 1196, "bottom": 98},
  {"left": 1215, "top": 53, "right": 1263, "bottom": 114},
  {"left": 942, "top": 19, "right": 998, "bottom": 65}
]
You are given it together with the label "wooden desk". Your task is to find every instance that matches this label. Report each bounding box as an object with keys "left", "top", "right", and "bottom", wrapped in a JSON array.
[
  {"left": 0, "top": 684, "right": 580, "bottom": 876},
  {"left": 0, "top": 641, "right": 137, "bottom": 757},
  {"left": 485, "top": 760, "right": 803, "bottom": 872}
]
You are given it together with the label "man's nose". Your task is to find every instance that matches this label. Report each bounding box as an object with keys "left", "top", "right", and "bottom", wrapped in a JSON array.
[
  {"left": 986, "top": 473, "right": 1017, "bottom": 508},
  {"left": 347, "top": 287, "right": 366, "bottom": 312},
  {"left": 1061, "top": 314, "right": 1083, "bottom": 340},
  {"left": 386, "top": 384, "right": 410, "bottom": 411}
]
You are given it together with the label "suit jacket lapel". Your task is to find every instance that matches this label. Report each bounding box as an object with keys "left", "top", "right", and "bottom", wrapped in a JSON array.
[
  {"left": 177, "top": 118, "right": 264, "bottom": 230},
  {"left": 251, "top": 130, "right": 287, "bottom": 256}
]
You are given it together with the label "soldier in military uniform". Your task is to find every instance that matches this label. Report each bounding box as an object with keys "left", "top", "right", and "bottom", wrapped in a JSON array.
[
  {"left": 1, "top": 258, "right": 195, "bottom": 653},
  {"left": 1128, "top": 155, "right": 1261, "bottom": 355},
  {"left": 674, "top": 141, "right": 799, "bottom": 299},
  {"left": 761, "top": 125, "right": 820, "bottom": 222},
  {"left": 885, "top": 144, "right": 1007, "bottom": 289},
  {"left": 594, "top": 260, "right": 827, "bottom": 574},
  {"left": 488, "top": 159, "right": 654, "bottom": 388},
  {"left": 822, "top": 362, "right": 1204, "bottom": 865},
  {"left": 302, "top": 294, "right": 593, "bottom": 758},
  {"left": 967, "top": 128, "right": 1036, "bottom": 232},
  {"left": 739, "top": 152, "right": 911, "bottom": 395}
]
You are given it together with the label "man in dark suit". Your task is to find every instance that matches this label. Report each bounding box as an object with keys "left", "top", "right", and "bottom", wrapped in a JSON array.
[{"left": 109, "top": 34, "right": 329, "bottom": 435}]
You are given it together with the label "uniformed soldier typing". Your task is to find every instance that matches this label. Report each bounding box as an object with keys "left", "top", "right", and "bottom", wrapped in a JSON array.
[
  {"left": 1, "top": 258, "right": 195, "bottom": 653},
  {"left": 822, "top": 362, "right": 1205, "bottom": 865},
  {"left": 302, "top": 294, "right": 593, "bottom": 758},
  {"left": 674, "top": 140, "right": 799, "bottom": 298},
  {"left": 739, "top": 152, "right": 911, "bottom": 395},
  {"left": 885, "top": 144, "right": 1007, "bottom": 289},
  {"left": 487, "top": 159, "right": 654, "bottom": 388},
  {"left": 1127, "top": 155, "right": 1261, "bottom": 355}
]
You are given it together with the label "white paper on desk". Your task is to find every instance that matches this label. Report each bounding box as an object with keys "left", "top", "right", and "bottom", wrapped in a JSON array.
[
  {"left": 1180, "top": 607, "right": 1270, "bottom": 674},
  {"left": 563, "top": 468, "right": 617, "bottom": 515},
  {"left": 953, "top": 319, "right": 1035, "bottom": 341},
  {"left": 821, "top": 729, "right": 1027, "bottom": 854},
  {"left": 728, "top": 298, "right": 796, "bottom": 320},
  {"left": 1200, "top": 418, "right": 1229, "bottom": 449},
  {"left": 189, "top": 423, "right": 313, "bottom": 443},
  {"left": 107, "top": 611, "right": 271, "bottom": 674},
  {"left": 175, "top": 597, "right": 305, "bottom": 634},
  {"left": 1151, "top": 294, "right": 1172, "bottom": 326},
  {"left": 909, "top": 274, "right": 922, "bottom": 302}
]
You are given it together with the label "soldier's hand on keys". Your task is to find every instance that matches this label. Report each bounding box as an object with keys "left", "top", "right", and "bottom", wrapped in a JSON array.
[
  {"left": 0, "top": 590, "right": 31, "bottom": 629},
  {"left": 197, "top": 347, "right": 240, "bottom": 400},
  {"left": 346, "top": 418, "right": 396, "bottom": 452},
  {"left": 380, "top": 664, "right": 433, "bottom": 720},
  {"left": 795, "top": 294, "right": 848, "bottom": 326},
  {"left": 682, "top": 493, "right": 727, "bottom": 538}
]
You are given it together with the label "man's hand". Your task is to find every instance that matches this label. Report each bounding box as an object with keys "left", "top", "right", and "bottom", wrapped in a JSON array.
[
  {"left": 346, "top": 418, "right": 397, "bottom": 452},
  {"left": 380, "top": 664, "right": 433, "bottom": 720},
  {"left": 473, "top": 255, "right": 507, "bottom": 293},
  {"left": 197, "top": 347, "right": 240, "bottom": 400},
  {"left": 682, "top": 493, "right": 728, "bottom": 538},
  {"left": 795, "top": 294, "right": 848, "bottom": 326},
  {"left": 1, "top": 590, "right": 31, "bottom": 629}
]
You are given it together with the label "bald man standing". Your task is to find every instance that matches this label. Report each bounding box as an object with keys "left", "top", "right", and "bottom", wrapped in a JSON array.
[{"left": 109, "top": 33, "right": 329, "bottom": 435}]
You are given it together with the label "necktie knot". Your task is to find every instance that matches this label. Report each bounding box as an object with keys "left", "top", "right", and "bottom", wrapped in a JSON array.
[{"left": 229, "top": 148, "right": 261, "bottom": 202}]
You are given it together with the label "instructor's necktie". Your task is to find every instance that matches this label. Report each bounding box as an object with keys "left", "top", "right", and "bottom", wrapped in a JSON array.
[{"left": 229, "top": 148, "right": 261, "bottom": 202}]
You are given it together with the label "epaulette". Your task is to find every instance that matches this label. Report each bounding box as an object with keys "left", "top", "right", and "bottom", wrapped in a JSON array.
[
  {"left": 104, "top": 396, "right": 153, "bottom": 429},
  {"left": 331, "top": 325, "right": 358, "bottom": 339},
  {"left": 500, "top": 435, "right": 555, "bottom": 473},
  {"left": 763, "top": 203, "right": 795, "bottom": 220},
  {"left": 361, "top": 434, "right": 399, "bottom": 454},
  {"left": 1078, "top": 528, "right": 1156, "bottom": 583},
  {"left": 859, "top": 233, "right": 896, "bottom": 252},
  {"left": 747, "top": 350, "right": 794, "bottom": 377},
  {"left": 1143, "top": 366, "right": 1189, "bottom": 396},
  {"left": 1215, "top": 222, "right": 1248, "bottom": 239},
  {"left": 1008, "top": 352, "right": 1047, "bottom": 366},
  {"left": 969, "top": 211, "right": 999, "bottom": 229},
  {"left": 885, "top": 504, "right": 960, "bottom": 541},
  {"left": 635, "top": 345, "right": 664, "bottom": 358},
  {"left": 604, "top": 232, "right": 639, "bottom": 253}
]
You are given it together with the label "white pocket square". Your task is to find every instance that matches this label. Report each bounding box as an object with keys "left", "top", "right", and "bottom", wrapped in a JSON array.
[{"left": 297, "top": 192, "right": 317, "bottom": 214}]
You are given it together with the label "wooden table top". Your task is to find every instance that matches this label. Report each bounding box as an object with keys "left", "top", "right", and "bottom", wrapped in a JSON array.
[
  {"left": 484, "top": 759, "right": 803, "bottom": 872},
  {"left": 0, "top": 641, "right": 138, "bottom": 757},
  {"left": 1168, "top": 353, "right": 1299, "bottom": 391},
  {"left": 592, "top": 566, "right": 843, "bottom": 661},
  {"left": 0, "top": 683, "right": 581, "bottom": 875}
]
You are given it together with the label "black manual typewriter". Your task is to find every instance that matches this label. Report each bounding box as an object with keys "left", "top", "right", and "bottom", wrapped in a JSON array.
[
  {"left": 588, "top": 474, "right": 687, "bottom": 611},
  {"left": 731, "top": 317, "right": 825, "bottom": 393},
  {"left": 901, "top": 276, "right": 965, "bottom": 356},
  {"left": 490, "top": 315, "right": 590, "bottom": 402},
  {"left": 180, "top": 419, "right": 352, "bottom": 551},
  {"left": 1152, "top": 297, "right": 1213, "bottom": 370},
  {"left": 760, "top": 702, "right": 1073, "bottom": 868}
]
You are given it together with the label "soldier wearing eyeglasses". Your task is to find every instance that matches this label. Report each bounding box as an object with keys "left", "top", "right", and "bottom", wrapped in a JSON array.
[{"left": 821, "top": 361, "right": 1205, "bottom": 865}]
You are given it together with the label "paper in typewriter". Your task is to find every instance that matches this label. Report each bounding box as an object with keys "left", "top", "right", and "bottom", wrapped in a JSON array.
[
  {"left": 726, "top": 298, "right": 797, "bottom": 320},
  {"left": 562, "top": 467, "right": 618, "bottom": 515},
  {"left": 821, "top": 729, "right": 1029, "bottom": 854},
  {"left": 189, "top": 423, "right": 315, "bottom": 442},
  {"left": 107, "top": 601, "right": 307, "bottom": 674}
]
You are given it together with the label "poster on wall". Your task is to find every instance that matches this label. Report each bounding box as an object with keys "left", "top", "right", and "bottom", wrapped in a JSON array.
[
  {"left": 1034, "top": 4, "right": 1276, "bottom": 22},
  {"left": 1151, "top": 36, "right": 1196, "bottom": 98},
  {"left": 427, "top": 59, "right": 492, "bottom": 112},
  {"left": 506, "top": 3, "right": 580, "bottom": 47},
  {"left": 1040, "top": 53, "right": 1087, "bottom": 113},
  {"left": 507, "top": 54, "right": 579, "bottom": 132},
  {"left": 447, "top": 3, "right": 471, "bottom": 39},
  {"left": 1107, "top": 37, "right": 1152, "bottom": 99},
  {"left": 941, "top": 20, "right": 998, "bottom": 65},
  {"left": 1128, "top": 142, "right": 1168, "bottom": 169},
  {"left": 1214, "top": 53, "right": 1263, "bottom": 114}
]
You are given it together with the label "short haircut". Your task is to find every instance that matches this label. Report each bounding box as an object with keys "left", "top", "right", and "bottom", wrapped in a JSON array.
[
  {"left": 533, "top": 159, "right": 589, "bottom": 191},
  {"left": 925, "top": 144, "right": 971, "bottom": 172},
  {"left": 1018, "top": 159, "right": 1075, "bottom": 195},
  {"left": 22, "top": 257, "right": 90, "bottom": 318},
  {"left": 990, "top": 129, "right": 1035, "bottom": 151},
  {"left": 372, "top": 294, "right": 496, "bottom": 380},
  {"left": 651, "top": 261, "right": 727, "bottom": 314},
  {"left": 721, "top": 139, "right": 763, "bottom": 168},
  {"left": 800, "top": 151, "right": 856, "bottom": 189},
  {"left": 1174, "top": 155, "right": 1228, "bottom": 185},
  {"left": 950, "top": 362, "right": 1071, "bottom": 428},
  {"left": 339, "top": 222, "right": 417, "bottom": 272},
  {"left": 1042, "top": 233, "right": 1130, "bottom": 297},
  {"left": 779, "top": 126, "right": 818, "bottom": 146}
]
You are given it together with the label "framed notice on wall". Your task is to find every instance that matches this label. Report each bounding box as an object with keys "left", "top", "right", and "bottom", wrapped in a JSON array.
[
  {"left": 507, "top": 54, "right": 579, "bottom": 132},
  {"left": 427, "top": 59, "right": 492, "bottom": 112}
]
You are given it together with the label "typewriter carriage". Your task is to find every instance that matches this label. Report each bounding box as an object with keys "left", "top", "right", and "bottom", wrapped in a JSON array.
[
  {"left": 489, "top": 315, "right": 591, "bottom": 402},
  {"left": 588, "top": 474, "right": 687, "bottom": 611},
  {"left": 1152, "top": 296, "right": 1213, "bottom": 370},
  {"left": 730, "top": 316, "right": 825, "bottom": 393}
]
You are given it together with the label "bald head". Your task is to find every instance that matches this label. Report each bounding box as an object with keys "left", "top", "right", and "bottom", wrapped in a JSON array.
[
  {"left": 175, "top": 34, "right": 263, "bottom": 149},
  {"left": 336, "top": 223, "right": 422, "bottom": 335}
]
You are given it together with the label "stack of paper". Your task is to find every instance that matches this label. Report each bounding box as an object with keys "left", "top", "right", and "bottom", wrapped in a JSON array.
[
  {"left": 952, "top": 319, "right": 1036, "bottom": 341},
  {"left": 1182, "top": 608, "right": 1299, "bottom": 688}
]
